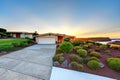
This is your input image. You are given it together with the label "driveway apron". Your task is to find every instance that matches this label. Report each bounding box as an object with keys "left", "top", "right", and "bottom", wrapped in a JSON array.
[{"left": 0, "top": 44, "right": 56, "bottom": 80}]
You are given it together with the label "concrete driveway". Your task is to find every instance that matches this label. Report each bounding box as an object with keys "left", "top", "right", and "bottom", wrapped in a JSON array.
[{"left": 0, "top": 44, "right": 56, "bottom": 80}]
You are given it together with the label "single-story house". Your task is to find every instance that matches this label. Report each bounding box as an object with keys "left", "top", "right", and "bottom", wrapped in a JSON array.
[
  {"left": 7, "top": 32, "right": 34, "bottom": 39},
  {"left": 36, "top": 33, "right": 75, "bottom": 44}
]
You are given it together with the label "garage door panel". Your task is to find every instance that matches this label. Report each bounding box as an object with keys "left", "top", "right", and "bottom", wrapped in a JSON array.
[{"left": 38, "top": 37, "right": 55, "bottom": 44}]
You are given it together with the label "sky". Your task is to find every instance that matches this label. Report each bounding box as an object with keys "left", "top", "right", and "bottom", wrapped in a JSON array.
[{"left": 0, "top": 0, "right": 120, "bottom": 38}]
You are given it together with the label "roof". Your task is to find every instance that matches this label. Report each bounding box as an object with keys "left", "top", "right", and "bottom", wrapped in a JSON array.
[
  {"left": 7, "top": 32, "right": 34, "bottom": 34},
  {"left": 37, "top": 33, "right": 75, "bottom": 38}
]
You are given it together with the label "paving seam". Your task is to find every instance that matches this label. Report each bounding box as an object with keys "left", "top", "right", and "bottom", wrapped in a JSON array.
[
  {"left": 0, "top": 67, "right": 44, "bottom": 80},
  {"left": 3, "top": 56, "right": 54, "bottom": 67}
]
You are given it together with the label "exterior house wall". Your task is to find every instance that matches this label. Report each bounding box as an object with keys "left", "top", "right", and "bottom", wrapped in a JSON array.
[
  {"left": 13, "top": 34, "right": 16, "bottom": 38},
  {"left": 16, "top": 33, "right": 21, "bottom": 38},
  {"left": 20, "top": 34, "right": 25, "bottom": 38},
  {"left": 20, "top": 34, "right": 33, "bottom": 39},
  {"left": 26, "top": 34, "right": 33, "bottom": 39},
  {"left": 58, "top": 36, "right": 64, "bottom": 43}
]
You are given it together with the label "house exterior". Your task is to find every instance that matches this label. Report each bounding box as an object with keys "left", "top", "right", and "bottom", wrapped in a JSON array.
[
  {"left": 36, "top": 33, "right": 75, "bottom": 44},
  {"left": 7, "top": 32, "right": 34, "bottom": 39}
]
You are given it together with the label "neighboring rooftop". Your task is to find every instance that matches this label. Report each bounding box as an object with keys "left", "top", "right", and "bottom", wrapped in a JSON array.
[
  {"left": 7, "top": 31, "right": 34, "bottom": 34},
  {"left": 37, "top": 32, "right": 75, "bottom": 38}
]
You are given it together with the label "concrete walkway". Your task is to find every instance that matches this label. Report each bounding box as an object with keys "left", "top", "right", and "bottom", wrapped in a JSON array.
[{"left": 0, "top": 44, "right": 56, "bottom": 80}]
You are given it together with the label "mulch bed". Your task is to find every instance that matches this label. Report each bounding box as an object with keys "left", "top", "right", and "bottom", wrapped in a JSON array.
[{"left": 55, "top": 46, "right": 120, "bottom": 80}]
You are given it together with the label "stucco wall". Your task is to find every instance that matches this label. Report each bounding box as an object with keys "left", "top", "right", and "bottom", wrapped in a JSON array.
[{"left": 20, "top": 34, "right": 33, "bottom": 39}]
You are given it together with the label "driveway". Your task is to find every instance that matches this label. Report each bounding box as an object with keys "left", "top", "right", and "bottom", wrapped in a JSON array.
[{"left": 0, "top": 44, "right": 56, "bottom": 80}]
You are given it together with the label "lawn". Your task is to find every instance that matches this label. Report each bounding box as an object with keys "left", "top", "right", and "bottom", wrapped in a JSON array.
[
  {"left": 0, "top": 38, "right": 33, "bottom": 52},
  {"left": 53, "top": 40, "right": 120, "bottom": 80}
]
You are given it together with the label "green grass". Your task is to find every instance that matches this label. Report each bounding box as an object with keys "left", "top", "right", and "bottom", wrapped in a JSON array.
[{"left": 0, "top": 38, "right": 30, "bottom": 52}]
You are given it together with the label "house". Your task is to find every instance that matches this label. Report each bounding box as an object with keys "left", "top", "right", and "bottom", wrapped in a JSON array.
[
  {"left": 36, "top": 33, "right": 75, "bottom": 44},
  {"left": 7, "top": 32, "right": 34, "bottom": 39}
]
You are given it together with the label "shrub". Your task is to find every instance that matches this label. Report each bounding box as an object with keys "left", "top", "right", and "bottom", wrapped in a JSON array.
[
  {"left": 20, "top": 42, "right": 28, "bottom": 47},
  {"left": 70, "top": 61, "right": 83, "bottom": 71},
  {"left": 12, "top": 42, "right": 20, "bottom": 47},
  {"left": 77, "top": 49, "right": 87, "bottom": 57},
  {"left": 100, "top": 44, "right": 108, "bottom": 49},
  {"left": 83, "top": 58, "right": 90, "bottom": 64},
  {"left": 70, "top": 54, "right": 83, "bottom": 63},
  {"left": 112, "top": 46, "right": 120, "bottom": 51},
  {"left": 56, "top": 47, "right": 62, "bottom": 53},
  {"left": 82, "top": 44, "right": 89, "bottom": 49},
  {"left": 87, "top": 60, "right": 100, "bottom": 70},
  {"left": 73, "top": 46, "right": 82, "bottom": 51},
  {"left": 83, "top": 57, "right": 100, "bottom": 64},
  {"left": 87, "top": 43, "right": 93, "bottom": 47},
  {"left": 27, "top": 39, "right": 33, "bottom": 43},
  {"left": 89, "top": 57, "right": 100, "bottom": 62},
  {"left": 88, "top": 49, "right": 94, "bottom": 53},
  {"left": 90, "top": 51, "right": 101, "bottom": 58},
  {"left": 94, "top": 42, "right": 102, "bottom": 46},
  {"left": 73, "top": 40, "right": 84, "bottom": 46},
  {"left": 105, "top": 50, "right": 111, "bottom": 55},
  {"left": 53, "top": 53, "right": 64, "bottom": 61},
  {"left": 59, "top": 42, "right": 73, "bottom": 53},
  {"left": 107, "top": 58, "right": 120, "bottom": 72},
  {"left": 59, "top": 58, "right": 65, "bottom": 64},
  {"left": 64, "top": 38, "right": 70, "bottom": 42}
]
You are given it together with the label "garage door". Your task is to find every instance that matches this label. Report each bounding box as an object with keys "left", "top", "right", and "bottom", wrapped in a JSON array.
[{"left": 38, "top": 37, "right": 56, "bottom": 44}]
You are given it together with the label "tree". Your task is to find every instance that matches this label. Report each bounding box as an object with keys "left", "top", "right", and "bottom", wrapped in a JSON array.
[
  {"left": 0, "top": 28, "right": 7, "bottom": 38},
  {"left": 33, "top": 31, "right": 38, "bottom": 41}
]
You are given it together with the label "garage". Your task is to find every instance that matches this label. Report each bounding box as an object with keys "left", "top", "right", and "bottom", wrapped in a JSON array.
[{"left": 38, "top": 37, "right": 56, "bottom": 44}]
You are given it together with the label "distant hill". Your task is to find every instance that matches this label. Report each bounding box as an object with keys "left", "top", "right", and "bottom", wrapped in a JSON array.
[{"left": 75, "top": 37, "right": 111, "bottom": 41}]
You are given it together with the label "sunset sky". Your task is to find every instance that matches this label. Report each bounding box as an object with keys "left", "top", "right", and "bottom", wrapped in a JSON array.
[{"left": 0, "top": 0, "right": 120, "bottom": 38}]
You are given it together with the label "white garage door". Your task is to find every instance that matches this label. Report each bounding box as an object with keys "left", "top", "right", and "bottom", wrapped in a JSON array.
[{"left": 38, "top": 37, "right": 56, "bottom": 44}]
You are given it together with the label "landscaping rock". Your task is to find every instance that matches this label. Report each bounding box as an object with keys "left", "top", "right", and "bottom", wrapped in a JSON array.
[
  {"left": 61, "top": 60, "right": 68, "bottom": 67},
  {"left": 53, "top": 61, "right": 60, "bottom": 66},
  {"left": 68, "top": 63, "right": 72, "bottom": 68},
  {"left": 99, "top": 62, "right": 104, "bottom": 68}
]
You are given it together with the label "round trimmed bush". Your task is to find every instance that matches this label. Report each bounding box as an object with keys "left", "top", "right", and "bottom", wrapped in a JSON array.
[
  {"left": 56, "top": 47, "right": 62, "bottom": 53},
  {"left": 73, "top": 40, "right": 84, "bottom": 46},
  {"left": 53, "top": 53, "right": 64, "bottom": 61},
  {"left": 77, "top": 49, "right": 87, "bottom": 57},
  {"left": 89, "top": 57, "right": 100, "bottom": 62},
  {"left": 100, "top": 44, "right": 108, "bottom": 49},
  {"left": 59, "top": 42, "right": 73, "bottom": 53},
  {"left": 83, "top": 58, "right": 90, "bottom": 64},
  {"left": 83, "top": 57, "right": 100, "bottom": 64},
  {"left": 70, "top": 61, "right": 83, "bottom": 71},
  {"left": 59, "top": 58, "right": 65, "bottom": 64},
  {"left": 73, "top": 46, "right": 82, "bottom": 51},
  {"left": 70, "top": 54, "right": 83, "bottom": 63},
  {"left": 107, "top": 58, "right": 120, "bottom": 72},
  {"left": 87, "top": 43, "right": 93, "bottom": 47},
  {"left": 90, "top": 51, "right": 101, "bottom": 58},
  {"left": 82, "top": 44, "right": 89, "bottom": 49},
  {"left": 87, "top": 60, "right": 100, "bottom": 70}
]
